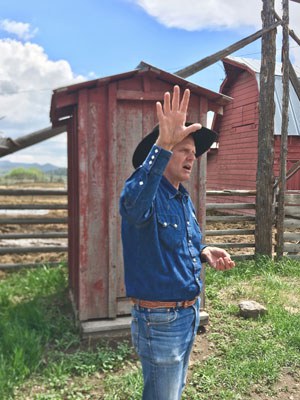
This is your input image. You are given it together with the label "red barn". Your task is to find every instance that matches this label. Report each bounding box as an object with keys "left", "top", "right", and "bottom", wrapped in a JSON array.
[{"left": 207, "top": 56, "right": 300, "bottom": 193}]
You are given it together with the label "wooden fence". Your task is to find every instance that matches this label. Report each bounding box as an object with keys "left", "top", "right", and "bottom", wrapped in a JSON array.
[
  {"left": 205, "top": 190, "right": 256, "bottom": 261},
  {"left": 276, "top": 190, "right": 300, "bottom": 259},
  {"left": 0, "top": 188, "right": 299, "bottom": 270},
  {"left": 0, "top": 188, "right": 67, "bottom": 270}
]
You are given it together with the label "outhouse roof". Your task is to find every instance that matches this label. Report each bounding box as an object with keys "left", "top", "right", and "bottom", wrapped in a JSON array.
[{"left": 50, "top": 61, "right": 232, "bottom": 126}]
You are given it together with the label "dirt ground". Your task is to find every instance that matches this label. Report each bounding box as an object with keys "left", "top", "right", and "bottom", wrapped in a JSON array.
[{"left": 189, "top": 327, "right": 300, "bottom": 400}]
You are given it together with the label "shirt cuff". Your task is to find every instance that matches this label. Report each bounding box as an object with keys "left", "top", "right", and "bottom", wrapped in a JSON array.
[{"left": 142, "top": 144, "right": 172, "bottom": 175}]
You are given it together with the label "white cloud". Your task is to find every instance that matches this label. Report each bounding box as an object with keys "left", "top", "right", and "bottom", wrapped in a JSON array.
[
  {"left": 0, "top": 19, "right": 38, "bottom": 40},
  {"left": 132, "top": 0, "right": 263, "bottom": 30},
  {"left": 132, "top": 0, "right": 300, "bottom": 39},
  {"left": 0, "top": 39, "right": 86, "bottom": 167}
]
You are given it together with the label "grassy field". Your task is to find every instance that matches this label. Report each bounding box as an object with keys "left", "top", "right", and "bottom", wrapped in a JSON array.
[{"left": 0, "top": 257, "right": 299, "bottom": 399}]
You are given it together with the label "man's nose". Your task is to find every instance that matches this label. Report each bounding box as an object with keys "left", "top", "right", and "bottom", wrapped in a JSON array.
[{"left": 187, "top": 153, "right": 196, "bottom": 161}]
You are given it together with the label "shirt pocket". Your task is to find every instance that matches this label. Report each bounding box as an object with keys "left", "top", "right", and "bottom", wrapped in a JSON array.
[{"left": 157, "top": 214, "right": 183, "bottom": 251}]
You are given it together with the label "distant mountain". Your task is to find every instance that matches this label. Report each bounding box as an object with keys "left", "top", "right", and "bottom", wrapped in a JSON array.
[{"left": 0, "top": 160, "right": 67, "bottom": 175}]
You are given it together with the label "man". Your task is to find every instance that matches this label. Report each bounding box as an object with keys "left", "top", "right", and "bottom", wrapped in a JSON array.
[{"left": 119, "top": 85, "right": 235, "bottom": 400}]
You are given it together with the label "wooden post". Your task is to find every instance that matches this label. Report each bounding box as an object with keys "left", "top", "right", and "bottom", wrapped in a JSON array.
[
  {"left": 255, "top": 0, "right": 277, "bottom": 256},
  {"left": 276, "top": 0, "right": 289, "bottom": 258},
  {"left": 175, "top": 21, "right": 281, "bottom": 78},
  {"left": 0, "top": 125, "right": 66, "bottom": 157}
]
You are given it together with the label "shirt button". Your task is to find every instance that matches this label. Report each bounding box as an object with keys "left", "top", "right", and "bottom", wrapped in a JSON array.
[
  {"left": 187, "top": 221, "right": 190, "bottom": 225},
  {"left": 155, "top": 149, "right": 159, "bottom": 153},
  {"left": 163, "top": 222, "right": 167, "bottom": 227},
  {"left": 173, "top": 224, "right": 178, "bottom": 228},
  {"left": 188, "top": 239, "right": 192, "bottom": 244},
  {"left": 139, "top": 181, "right": 144, "bottom": 186},
  {"left": 151, "top": 155, "right": 155, "bottom": 159},
  {"left": 149, "top": 160, "right": 153, "bottom": 165},
  {"left": 193, "top": 258, "right": 197, "bottom": 263}
]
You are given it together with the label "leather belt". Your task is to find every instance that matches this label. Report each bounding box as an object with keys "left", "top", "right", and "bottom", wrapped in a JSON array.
[{"left": 131, "top": 297, "right": 197, "bottom": 309}]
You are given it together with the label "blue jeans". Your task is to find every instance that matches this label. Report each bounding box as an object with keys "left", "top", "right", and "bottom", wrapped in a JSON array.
[{"left": 131, "top": 298, "right": 200, "bottom": 400}]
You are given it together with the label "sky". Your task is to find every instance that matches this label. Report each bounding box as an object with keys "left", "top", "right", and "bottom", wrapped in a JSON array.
[{"left": 0, "top": 0, "right": 299, "bottom": 167}]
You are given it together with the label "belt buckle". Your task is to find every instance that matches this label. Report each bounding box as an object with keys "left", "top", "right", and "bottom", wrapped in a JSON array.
[{"left": 182, "top": 300, "right": 189, "bottom": 308}]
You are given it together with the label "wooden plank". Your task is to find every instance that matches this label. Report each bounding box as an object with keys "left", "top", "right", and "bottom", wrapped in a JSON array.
[
  {"left": 0, "top": 261, "right": 64, "bottom": 271},
  {"left": 284, "top": 218, "right": 300, "bottom": 229},
  {"left": 207, "top": 203, "right": 255, "bottom": 210},
  {"left": 0, "top": 247, "right": 67, "bottom": 254},
  {"left": 0, "top": 232, "right": 68, "bottom": 239},
  {"left": 116, "top": 89, "right": 164, "bottom": 101},
  {"left": 108, "top": 82, "right": 118, "bottom": 319},
  {"left": 284, "top": 243, "right": 300, "bottom": 253},
  {"left": 77, "top": 88, "right": 90, "bottom": 321},
  {"left": 0, "top": 204, "right": 67, "bottom": 210},
  {"left": 285, "top": 193, "right": 300, "bottom": 205},
  {"left": 175, "top": 21, "right": 281, "bottom": 78},
  {"left": 207, "top": 216, "right": 255, "bottom": 222},
  {"left": 0, "top": 189, "right": 67, "bottom": 196},
  {"left": 206, "top": 229, "right": 255, "bottom": 236},
  {"left": 287, "top": 254, "right": 300, "bottom": 260},
  {"left": 283, "top": 232, "right": 300, "bottom": 241},
  {"left": 207, "top": 243, "right": 255, "bottom": 248},
  {"left": 284, "top": 206, "right": 300, "bottom": 218},
  {"left": 0, "top": 217, "right": 67, "bottom": 224},
  {"left": 232, "top": 254, "right": 255, "bottom": 260},
  {"left": 207, "top": 190, "right": 256, "bottom": 196}
]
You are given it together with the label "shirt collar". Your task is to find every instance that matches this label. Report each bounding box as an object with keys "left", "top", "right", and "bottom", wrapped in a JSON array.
[{"left": 161, "top": 176, "right": 189, "bottom": 200}]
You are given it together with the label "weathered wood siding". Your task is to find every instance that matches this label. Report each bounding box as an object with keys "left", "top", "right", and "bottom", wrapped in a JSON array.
[
  {"left": 274, "top": 136, "right": 300, "bottom": 190},
  {"left": 208, "top": 58, "right": 300, "bottom": 200},
  {"left": 207, "top": 68, "right": 259, "bottom": 209}
]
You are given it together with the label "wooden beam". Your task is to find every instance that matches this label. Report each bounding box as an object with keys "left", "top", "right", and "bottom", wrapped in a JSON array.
[
  {"left": 255, "top": 0, "right": 277, "bottom": 257},
  {"left": 276, "top": 0, "right": 290, "bottom": 259},
  {"left": 175, "top": 20, "right": 281, "bottom": 78},
  {"left": 0, "top": 125, "right": 67, "bottom": 157},
  {"left": 274, "top": 11, "right": 300, "bottom": 100}
]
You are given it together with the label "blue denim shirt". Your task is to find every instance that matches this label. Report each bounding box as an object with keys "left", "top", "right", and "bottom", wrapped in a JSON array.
[{"left": 119, "top": 144, "right": 206, "bottom": 301}]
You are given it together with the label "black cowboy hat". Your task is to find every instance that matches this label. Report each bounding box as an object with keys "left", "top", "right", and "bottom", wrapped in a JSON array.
[{"left": 132, "top": 123, "right": 218, "bottom": 169}]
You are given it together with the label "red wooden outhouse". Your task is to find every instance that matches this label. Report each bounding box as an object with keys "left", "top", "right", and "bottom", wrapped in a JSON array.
[{"left": 50, "top": 62, "right": 231, "bottom": 336}]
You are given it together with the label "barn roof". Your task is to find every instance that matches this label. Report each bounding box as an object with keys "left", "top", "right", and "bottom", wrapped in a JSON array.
[{"left": 222, "top": 56, "right": 300, "bottom": 136}]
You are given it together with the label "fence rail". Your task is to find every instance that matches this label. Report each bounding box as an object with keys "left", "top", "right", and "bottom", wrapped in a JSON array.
[
  {"left": 0, "top": 188, "right": 67, "bottom": 270},
  {"left": 206, "top": 190, "right": 256, "bottom": 260},
  {"left": 1, "top": 187, "right": 299, "bottom": 270}
]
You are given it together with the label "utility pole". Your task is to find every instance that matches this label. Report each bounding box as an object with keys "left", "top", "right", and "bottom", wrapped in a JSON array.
[{"left": 255, "top": 0, "right": 277, "bottom": 256}]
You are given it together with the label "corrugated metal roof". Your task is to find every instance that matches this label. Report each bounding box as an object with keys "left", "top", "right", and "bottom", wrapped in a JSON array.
[{"left": 224, "top": 56, "right": 300, "bottom": 136}]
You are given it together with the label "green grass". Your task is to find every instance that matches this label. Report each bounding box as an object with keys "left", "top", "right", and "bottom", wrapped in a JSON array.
[{"left": 0, "top": 257, "right": 300, "bottom": 399}]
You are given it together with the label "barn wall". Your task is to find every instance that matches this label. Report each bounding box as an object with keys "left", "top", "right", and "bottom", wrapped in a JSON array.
[
  {"left": 274, "top": 136, "right": 300, "bottom": 190},
  {"left": 208, "top": 69, "right": 259, "bottom": 192}
]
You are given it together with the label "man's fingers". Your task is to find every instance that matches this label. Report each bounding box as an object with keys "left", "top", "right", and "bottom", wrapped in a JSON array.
[
  {"left": 184, "top": 123, "right": 202, "bottom": 136},
  {"left": 156, "top": 101, "right": 163, "bottom": 121},
  {"left": 180, "top": 88, "right": 191, "bottom": 114},
  {"left": 216, "top": 257, "right": 235, "bottom": 270},
  {"left": 163, "top": 91, "right": 171, "bottom": 114},
  {"left": 171, "top": 85, "right": 180, "bottom": 112}
]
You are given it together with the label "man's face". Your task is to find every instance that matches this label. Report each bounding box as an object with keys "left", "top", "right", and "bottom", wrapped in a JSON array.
[{"left": 163, "top": 136, "right": 196, "bottom": 188}]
